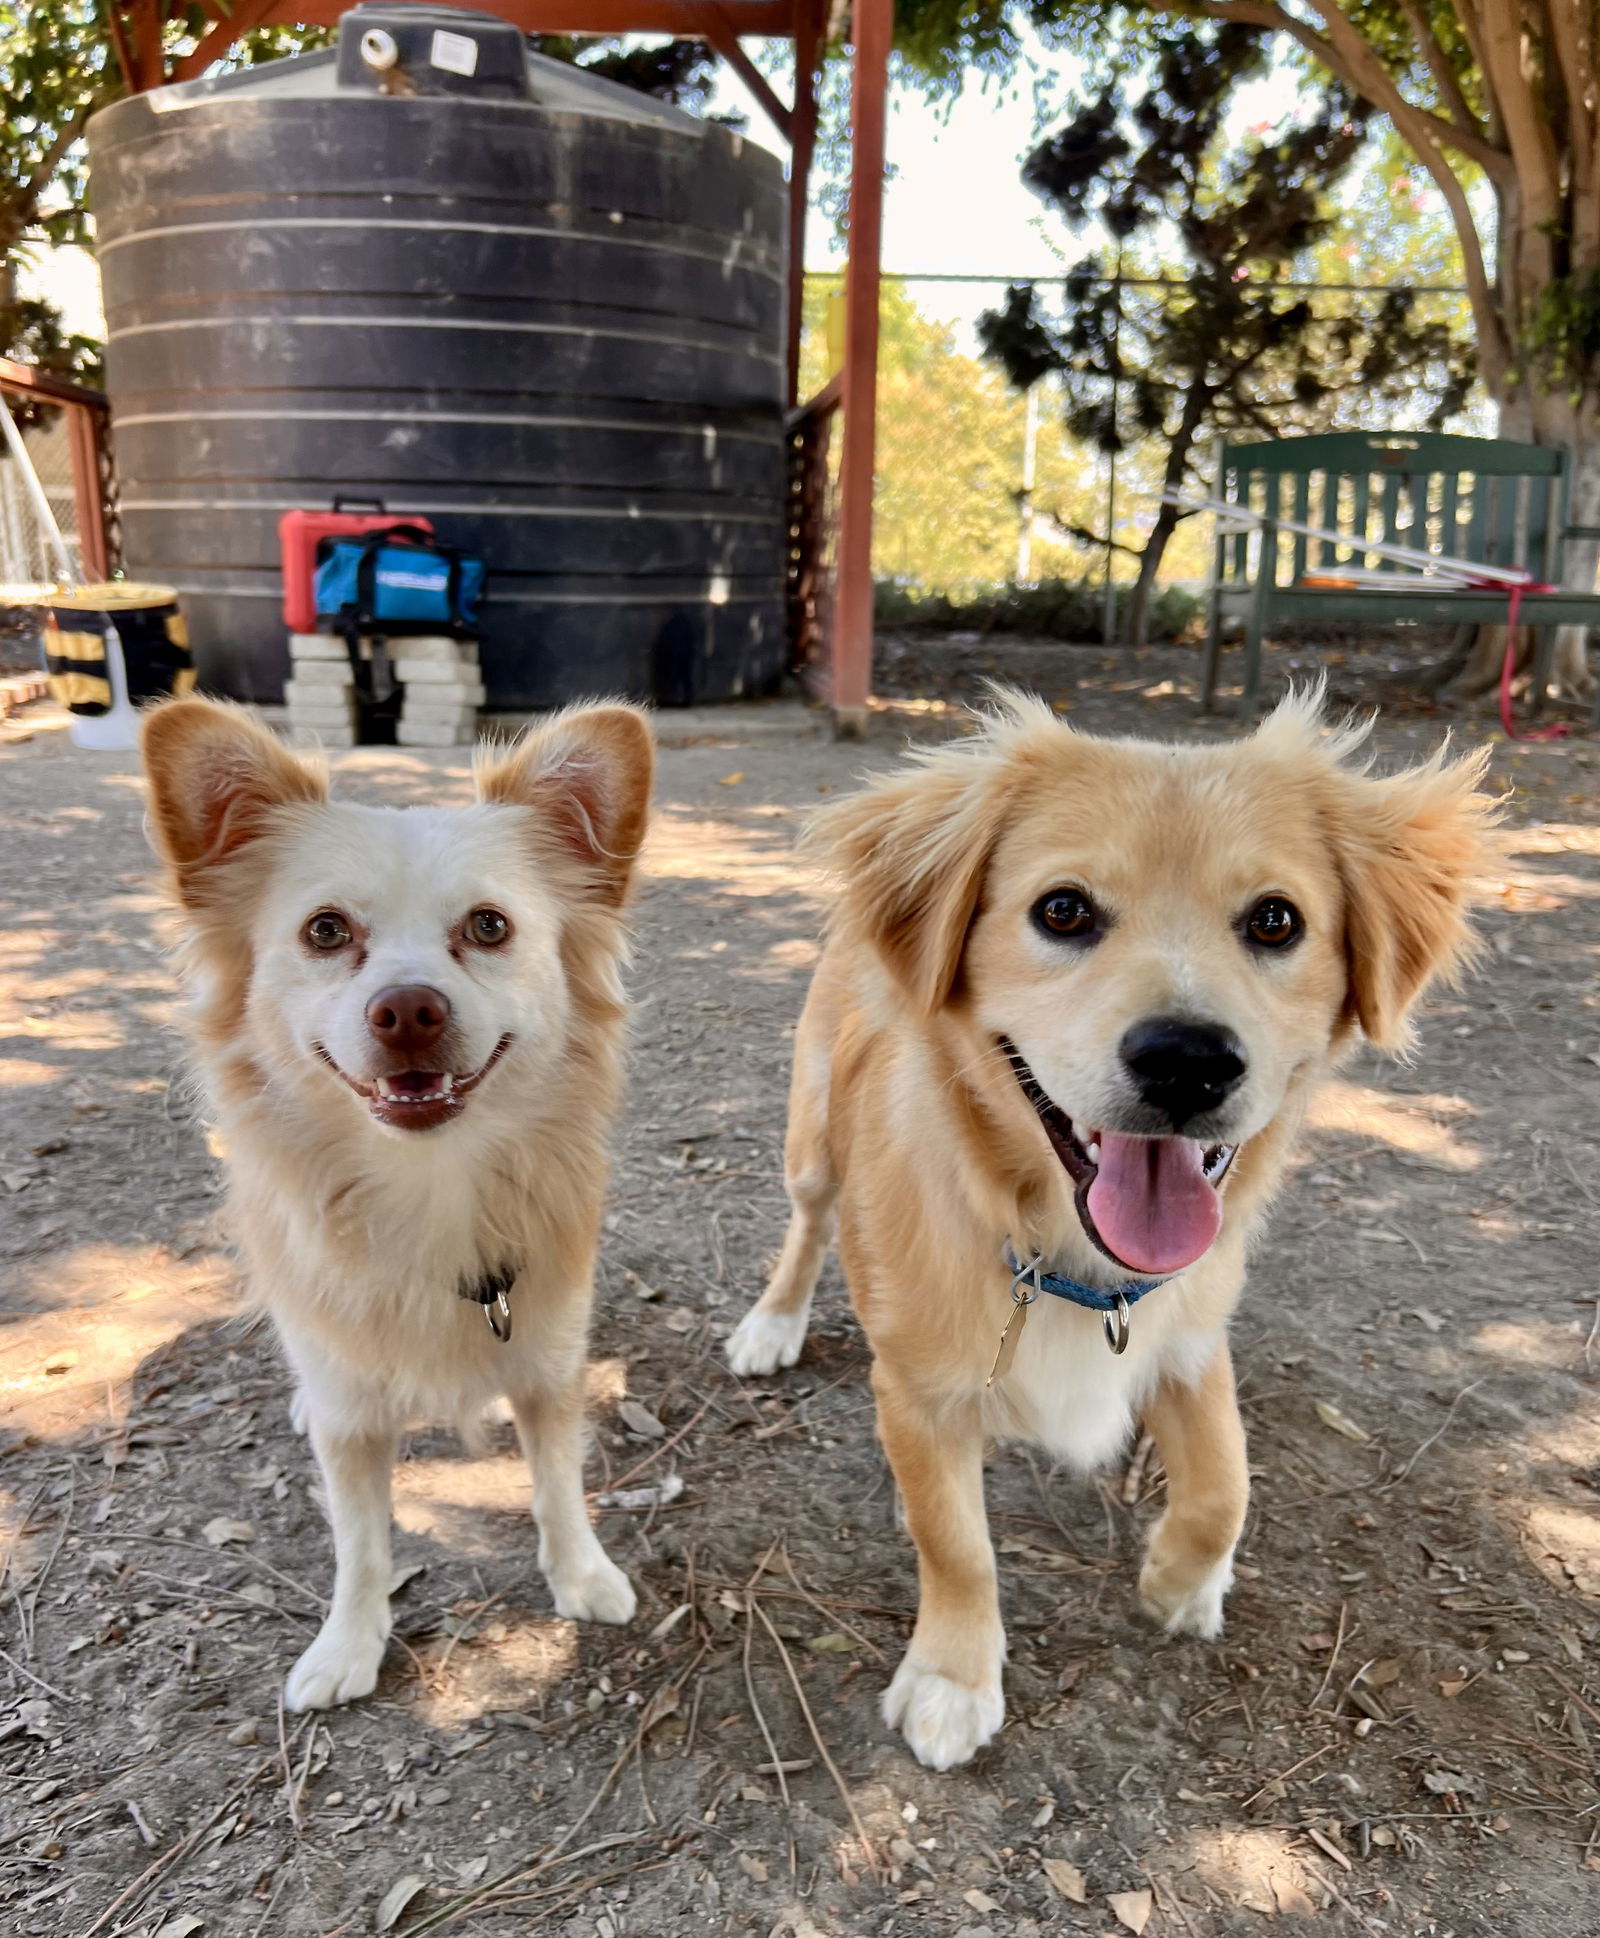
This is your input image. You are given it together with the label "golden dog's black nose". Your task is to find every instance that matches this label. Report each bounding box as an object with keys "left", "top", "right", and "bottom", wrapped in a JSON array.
[
  {"left": 367, "top": 984, "right": 451, "bottom": 1057},
  {"left": 1121, "top": 1017, "right": 1247, "bottom": 1127}
]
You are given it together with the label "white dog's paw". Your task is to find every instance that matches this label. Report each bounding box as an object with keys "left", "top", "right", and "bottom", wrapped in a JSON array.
[
  {"left": 1140, "top": 1550, "right": 1234, "bottom": 1640},
  {"left": 881, "top": 1655, "right": 1004, "bottom": 1771},
  {"left": 547, "top": 1550, "right": 637, "bottom": 1626},
  {"left": 725, "top": 1307, "right": 808, "bottom": 1379},
  {"left": 284, "top": 1618, "right": 389, "bottom": 1711}
]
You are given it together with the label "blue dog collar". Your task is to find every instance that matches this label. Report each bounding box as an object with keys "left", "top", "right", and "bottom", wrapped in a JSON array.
[{"left": 1003, "top": 1245, "right": 1171, "bottom": 1355}]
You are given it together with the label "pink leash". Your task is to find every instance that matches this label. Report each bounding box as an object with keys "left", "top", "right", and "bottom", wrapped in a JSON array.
[{"left": 1488, "top": 579, "right": 1569, "bottom": 742}]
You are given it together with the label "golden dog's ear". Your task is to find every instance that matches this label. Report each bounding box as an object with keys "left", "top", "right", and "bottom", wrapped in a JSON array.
[
  {"left": 1330, "top": 743, "right": 1497, "bottom": 1052},
  {"left": 141, "top": 698, "right": 327, "bottom": 909},
  {"left": 477, "top": 703, "right": 654, "bottom": 906},
  {"left": 810, "top": 756, "right": 1008, "bottom": 1016}
]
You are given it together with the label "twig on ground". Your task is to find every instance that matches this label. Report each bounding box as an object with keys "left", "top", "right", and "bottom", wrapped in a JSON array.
[
  {"left": 780, "top": 1552, "right": 886, "bottom": 1664},
  {"left": 590, "top": 1399, "right": 711, "bottom": 1502},
  {"left": 743, "top": 1584, "right": 797, "bottom": 1877},
  {"left": 1308, "top": 1601, "right": 1350, "bottom": 1713},
  {"left": 20, "top": 1470, "right": 75, "bottom": 1658},
  {"left": 0, "top": 1642, "right": 77, "bottom": 1703},
  {"left": 1238, "top": 1744, "right": 1332, "bottom": 1812},
  {"left": 80, "top": 1749, "right": 281, "bottom": 1936},
  {"left": 748, "top": 1591, "right": 883, "bottom": 1878},
  {"left": 1383, "top": 1379, "right": 1487, "bottom": 1486}
]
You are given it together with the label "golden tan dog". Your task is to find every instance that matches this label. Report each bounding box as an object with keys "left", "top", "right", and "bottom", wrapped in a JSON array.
[
  {"left": 142, "top": 697, "right": 652, "bottom": 1710},
  {"left": 727, "top": 689, "right": 1494, "bottom": 1768}
]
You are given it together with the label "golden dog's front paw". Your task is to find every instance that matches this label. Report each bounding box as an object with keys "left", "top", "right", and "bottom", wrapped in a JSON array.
[
  {"left": 285, "top": 1617, "right": 389, "bottom": 1711},
  {"left": 1138, "top": 1545, "right": 1234, "bottom": 1639},
  {"left": 881, "top": 1654, "right": 1004, "bottom": 1770}
]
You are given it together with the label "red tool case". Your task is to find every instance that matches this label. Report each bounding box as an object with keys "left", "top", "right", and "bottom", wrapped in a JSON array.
[{"left": 278, "top": 500, "right": 434, "bottom": 633}]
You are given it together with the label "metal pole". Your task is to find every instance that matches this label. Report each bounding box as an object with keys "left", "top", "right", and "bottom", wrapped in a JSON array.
[
  {"left": 1016, "top": 384, "right": 1039, "bottom": 585},
  {"left": 1101, "top": 248, "right": 1122, "bottom": 645}
]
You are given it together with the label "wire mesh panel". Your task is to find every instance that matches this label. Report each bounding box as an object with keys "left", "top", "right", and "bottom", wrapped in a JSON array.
[{"left": 0, "top": 407, "right": 81, "bottom": 587}]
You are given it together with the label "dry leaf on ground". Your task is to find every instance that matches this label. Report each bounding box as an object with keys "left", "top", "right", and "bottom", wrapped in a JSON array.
[
  {"left": 1043, "top": 1856, "right": 1089, "bottom": 1903},
  {"left": 1108, "top": 1887, "right": 1153, "bottom": 1934}
]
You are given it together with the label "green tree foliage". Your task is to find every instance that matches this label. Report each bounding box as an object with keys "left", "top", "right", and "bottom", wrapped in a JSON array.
[{"left": 979, "top": 22, "right": 1475, "bottom": 641}]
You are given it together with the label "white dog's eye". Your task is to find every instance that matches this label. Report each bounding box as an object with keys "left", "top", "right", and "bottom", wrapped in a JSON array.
[
  {"left": 465, "top": 906, "right": 512, "bottom": 947},
  {"left": 304, "top": 910, "right": 354, "bottom": 952}
]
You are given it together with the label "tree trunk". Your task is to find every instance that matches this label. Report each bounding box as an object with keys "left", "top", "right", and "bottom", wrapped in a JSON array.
[
  {"left": 1126, "top": 383, "right": 1210, "bottom": 647},
  {"left": 1453, "top": 390, "right": 1598, "bottom": 703}
]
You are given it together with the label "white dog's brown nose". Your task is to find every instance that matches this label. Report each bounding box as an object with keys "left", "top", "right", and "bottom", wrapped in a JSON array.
[
  {"left": 366, "top": 984, "right": 451, "bottom": 1059},
  {"left": 1121, "top": 1017, "right": 1246, "bottom": 1128}
]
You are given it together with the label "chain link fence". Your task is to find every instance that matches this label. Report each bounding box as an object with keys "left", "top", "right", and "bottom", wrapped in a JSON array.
[{"left": 798, "top": 271, "right": 1482, "bottom": 635}]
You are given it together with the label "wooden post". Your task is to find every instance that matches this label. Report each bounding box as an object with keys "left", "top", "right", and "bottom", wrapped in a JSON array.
[
  {"left": 785, "top": 2, "right": 821, "bottom": 408},
  {"left": 830, "top": 0, "right": 890, "bottom": 734},
  {"left": 67, "top": 405, "right": 111, "bottom": 582}
]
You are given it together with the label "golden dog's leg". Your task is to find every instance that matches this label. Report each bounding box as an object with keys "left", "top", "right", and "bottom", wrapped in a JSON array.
[
  {"left": 875, "top": 1373, "right": 1005, "bottom": 1769},
  {"left": 1138, "top": 1340, "right": 1249, "bottom": 1639},
  {"left": 511, "top": 1374, "right": 636, "bottom": 1626},
  {"left": 725, "top": 1024, "right": 837, "bottom": 1379},
  {"left": 285, "top": 1421, "right": 396, "bottom": 1711}
]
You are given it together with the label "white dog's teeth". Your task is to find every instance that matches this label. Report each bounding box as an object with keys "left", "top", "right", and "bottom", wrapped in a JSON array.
[
  {"left": 1086, "top": 1140, "right": 1101, "bottom": 1165},
  {"left": 376, "top": 1077, "right": 396, "bottom": 1100},
  {"left": 439, "top": 1073, "right": 454, "bottom": 1095}
]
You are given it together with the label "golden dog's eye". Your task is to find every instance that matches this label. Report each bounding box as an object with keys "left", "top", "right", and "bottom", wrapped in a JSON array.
[
  {"left": 1034, "top": 889, "right": 1099, "bottom": 940},
  {"left": 466, "top": 907, "right": 511, "bottom": 947},
  {"left": 304, "top": 910, "right": 354, "bottom": 952},
  {"left": 1244, "top": 896, "right": 1302, "bottom": 949}
]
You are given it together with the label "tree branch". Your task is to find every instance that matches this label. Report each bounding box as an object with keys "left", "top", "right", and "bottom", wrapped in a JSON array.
[
  {"left": 1474, "top": 0, "right": 1563, "bottom": 312},
  {"left": 1542, "top": 0, "right": 1598, "bottom": 265},
  {"left": 1139, "top": 0, "right": 1507, "bottom": 177},
  {"left": 16, "top": 107, "right": 95, "bottom": 233},
  {"left": 1396, "top": 0, "right": 1482, "bottom": 138}
]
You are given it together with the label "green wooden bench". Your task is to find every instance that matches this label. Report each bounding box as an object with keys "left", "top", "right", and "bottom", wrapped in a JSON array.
[{"left": 1200, "top": 431, "right": 1600, "bottom": 720}]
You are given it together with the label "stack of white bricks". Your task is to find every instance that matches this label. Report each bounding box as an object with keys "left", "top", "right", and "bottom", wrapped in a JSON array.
[
  {"left": 395, "top": 636, "right": 485, "bottom": 747},
  {"left": 281, "top": 633, "right": 484, "bottom": 747},
  {"left": 284, "top": 633, "right": 359, "bottom": 747}
]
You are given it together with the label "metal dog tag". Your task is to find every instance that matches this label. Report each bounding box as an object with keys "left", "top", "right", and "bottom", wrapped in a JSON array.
[{"left": 987, "top": 1252, "right": 1042, "bottom": 1387}]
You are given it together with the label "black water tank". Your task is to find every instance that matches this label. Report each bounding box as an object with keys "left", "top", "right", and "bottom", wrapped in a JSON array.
[{"left": 88, "top": 5, "right": 787, "bottom": 708}]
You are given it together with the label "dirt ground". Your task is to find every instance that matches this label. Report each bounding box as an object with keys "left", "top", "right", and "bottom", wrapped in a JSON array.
[{"left": 2, "top": 639, "right": 1598, "bottom": 1938}]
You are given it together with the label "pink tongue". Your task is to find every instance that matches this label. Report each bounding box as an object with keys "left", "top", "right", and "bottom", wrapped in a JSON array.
[{"left": 1085, "top": 1132, "right": 1221, "bottom": 1275}]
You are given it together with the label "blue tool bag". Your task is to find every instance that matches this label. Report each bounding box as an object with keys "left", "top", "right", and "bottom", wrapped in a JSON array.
[{"left": 314, "top": 524, "right": 485, "bottom": 634}]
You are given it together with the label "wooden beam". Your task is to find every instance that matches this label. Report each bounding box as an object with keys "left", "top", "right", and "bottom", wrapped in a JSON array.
[
  {"left": 830, "top": 0, "right": 890, "bottom": 729},
  {"left": 691, "top": 6, "right": 790, "bottom": 141},
  {"left": 785, "top": 4, "right": 820, "bottom": 405},
  {"left": 66, "top": 405, "right": 111, "bottom": 582},
  {"left": 168, "top": 0, "right": 279, "bottom": 84}
]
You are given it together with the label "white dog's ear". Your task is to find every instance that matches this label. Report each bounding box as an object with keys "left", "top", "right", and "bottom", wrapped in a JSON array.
[
  {"left": 810, "top": 758, "right": 1008, "bottom": 1017},
  {"left": 477, "top": 703, "right": 654, "bottom": 906},
  {"left": 141, "top": 698, "right": 327, "bottom": 909},
  {"left": 1330, "top": 745, "right": 1497, "bottom": 1051}
]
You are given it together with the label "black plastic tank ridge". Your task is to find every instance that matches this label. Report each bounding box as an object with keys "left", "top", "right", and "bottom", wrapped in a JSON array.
[{"left": 88, "top": 3, "right": 788, "bottom": 708}]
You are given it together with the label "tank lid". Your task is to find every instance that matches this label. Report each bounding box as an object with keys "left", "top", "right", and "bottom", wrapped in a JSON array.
[{"left": 337, "top": 5, "right": 531, "bottom": 100}]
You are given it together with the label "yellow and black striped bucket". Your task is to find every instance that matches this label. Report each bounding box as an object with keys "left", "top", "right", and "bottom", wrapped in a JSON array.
[
  {"left": 40, "top": 584, "right": 196, "bottom": 748},
  {"left": 42, "top": 584, "right": 195, "bottom": 718}
]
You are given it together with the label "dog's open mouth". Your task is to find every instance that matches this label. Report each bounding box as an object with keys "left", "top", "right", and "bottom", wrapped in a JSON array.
[
  {"left": 315, "top": 1035, "right": 513, "bottom": 1132},
  {"left": 1000, "top": 1039, "right": 1235, "bottom": 1277}
]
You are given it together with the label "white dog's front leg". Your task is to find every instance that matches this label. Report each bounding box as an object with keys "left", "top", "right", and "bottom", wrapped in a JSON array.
[
  {"left": 511, "top": 1379, "right": 635, "bottom": 1626},
  {"left": 285, "top": 1418, "right": 396, "bottom": 1711}
]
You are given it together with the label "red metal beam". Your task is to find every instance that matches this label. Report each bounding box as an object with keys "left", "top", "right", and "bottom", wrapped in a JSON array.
[
  {"left": 247, "top": 0, "right": 801, "bottom": 34},
  {"left": 830, "top": 0, "right": 889, "bottom": 728}
]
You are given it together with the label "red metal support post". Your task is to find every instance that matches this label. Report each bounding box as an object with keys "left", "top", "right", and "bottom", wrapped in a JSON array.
[
  {"left": 785, "top": 2, "right": 821, "bottom": 408},
  {"left": 830, "top": 0, "right": 889, "bottom": 732}
]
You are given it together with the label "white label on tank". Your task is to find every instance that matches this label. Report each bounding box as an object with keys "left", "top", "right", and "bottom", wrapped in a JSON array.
[{"left": 430, "top": 30, "right": 479, "bottom": 76}]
